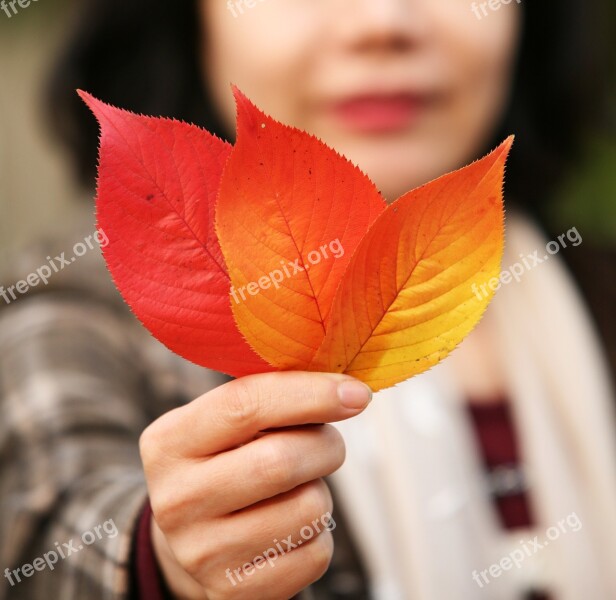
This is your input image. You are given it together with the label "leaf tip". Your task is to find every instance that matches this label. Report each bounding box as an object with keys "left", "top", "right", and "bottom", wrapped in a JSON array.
[
  {"left": 77, "top": 89, "right": 98, "bottom": 110},
  {"left": 230, "top": 83, "right": 244, "bottom": 102},
  {"left": 231, "top": 84, "right": 251, "bottom": 116},
  {"left": 76, "top": 89, "right": 112, "bottom": 126},
  {"left": 230, "top": 85, "right": 270, "bottom": 137},
  {"left": 500, "top": 134, "right": 515, "bottom": 156}
]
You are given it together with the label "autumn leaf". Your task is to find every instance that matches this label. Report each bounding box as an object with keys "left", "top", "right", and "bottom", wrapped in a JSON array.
[
  {"left": 80, "top": 88, "right": 512, "bottom": 392},
  {"left": 309, "top": 138, "right": 512, "bottom": 390},
  {"left": 215, "top": 88, "right": 386, "bottom": 369},
  {"left": 78, "top": 91, "right": 272, "bottom": 377}
]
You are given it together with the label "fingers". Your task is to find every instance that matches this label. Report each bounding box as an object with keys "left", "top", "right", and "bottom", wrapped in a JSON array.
[
  {"left": 140, "top": 372, "right": 366, "bottom": 599},
  {"left": 216, "top": 479, "right": 335, "bottom": 563},
  {"left": 208, "top": 531, "right": 334, "bottom": 600},
  {"left": 141, "top": 371, "right": 371, "bottom": 459},
  {"left": 171, "top": 480, "right": 336, "bottom": 600},
  {"left": 150, "top": 425, "right": 345, "bottom": 522}
]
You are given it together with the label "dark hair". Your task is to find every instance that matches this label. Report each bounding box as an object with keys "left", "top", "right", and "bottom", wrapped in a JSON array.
[
  {"left": 47, "top": 0, "right": 612, "bottom": 215},
  {"left": 47, "top": 0, "right": 227, "bottom": 185}
]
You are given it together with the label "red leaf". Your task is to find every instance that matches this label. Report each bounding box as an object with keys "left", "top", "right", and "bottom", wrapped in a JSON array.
[{"left": 78, "top": 91, "right": 272, "bottom": 377}]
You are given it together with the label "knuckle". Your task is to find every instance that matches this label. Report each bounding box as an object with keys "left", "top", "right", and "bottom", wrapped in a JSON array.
[
  {"left": 138, "top": 424, "right": 159, "bottom": 465},
  {"left": 306, "top": 531, "right": 334, "bottom": 579},
  {"left": 322, "top": 425, "right": 346, "bottom": 470},
  {"left": 173, "top": 534, "right": 219, "bottom": 579},
  {"left": 139, "top": 408, "right": 184, "bottom": 467},
  {"left": 173, "top": 543, "right": 204, "bottom": 577},
  {"left": 252, "top": 438, "right": 295, "bottom": 487},
  {"left": 151, "top": 480, "right": 214, "bottom": 534},
  {"left": 149, "top": 489, "right": 177, "bottom": 530},
  {"left": 297, "top": 480, "right": 332, "bottom": 524},
  {"left": 221, "top": 380, "right": 260, "bottom": 429}
]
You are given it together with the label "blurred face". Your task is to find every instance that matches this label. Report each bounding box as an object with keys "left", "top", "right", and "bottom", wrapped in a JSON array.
[{"left": 200, "top": 0, "right": 521, "bottom": 201}]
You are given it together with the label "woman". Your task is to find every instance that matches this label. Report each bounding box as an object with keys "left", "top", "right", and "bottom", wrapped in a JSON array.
[{"left": 1, "top": 1, "right": 614, "bottom": 599}]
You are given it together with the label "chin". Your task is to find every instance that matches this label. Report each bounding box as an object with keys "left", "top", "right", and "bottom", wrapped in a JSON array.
[
  {"left": 334, "top": 134, "right": 438, "bottom": 194},
  {"left": 346, "top": 153, "right": 438, "bottom": 203}
]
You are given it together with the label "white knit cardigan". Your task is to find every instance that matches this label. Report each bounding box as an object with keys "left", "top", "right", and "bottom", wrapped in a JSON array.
[{"left": 330, "top": 213, "right": 616, "bottom": 600}]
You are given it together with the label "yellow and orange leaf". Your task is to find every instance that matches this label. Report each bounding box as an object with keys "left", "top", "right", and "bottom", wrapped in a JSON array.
[{"left": 310, "top": 137, "right": 513, "bottom": 391}]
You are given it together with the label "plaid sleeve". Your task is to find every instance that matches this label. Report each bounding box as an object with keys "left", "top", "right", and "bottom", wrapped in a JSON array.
[
  {"left": 0, "top": 291, "right": 369, "bottom": 600},
  {"left": 0, "top": 295, "right": 158, "bottom": 600}
]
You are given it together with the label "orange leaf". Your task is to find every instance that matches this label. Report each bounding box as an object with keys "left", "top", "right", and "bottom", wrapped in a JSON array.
[
  {"left": 310, "top": 137, "right": 513, "bottom": 391},
  {"left": 216, "top": 89, "right": 386, "bottom": 369}
]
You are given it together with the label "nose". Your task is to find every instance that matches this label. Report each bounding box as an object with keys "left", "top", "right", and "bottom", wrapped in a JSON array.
[{"left": 335, "top": 0, "right": 427, "bottom": 54}]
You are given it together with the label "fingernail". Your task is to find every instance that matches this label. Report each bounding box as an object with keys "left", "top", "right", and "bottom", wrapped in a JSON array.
[{"left": 337, "top": 380, "right": 372, "bottom": 409}]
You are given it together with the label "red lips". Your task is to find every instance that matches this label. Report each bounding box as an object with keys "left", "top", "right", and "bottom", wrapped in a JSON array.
[{"left": 330, "top": 93, "right": 425, "bottom": 133}]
